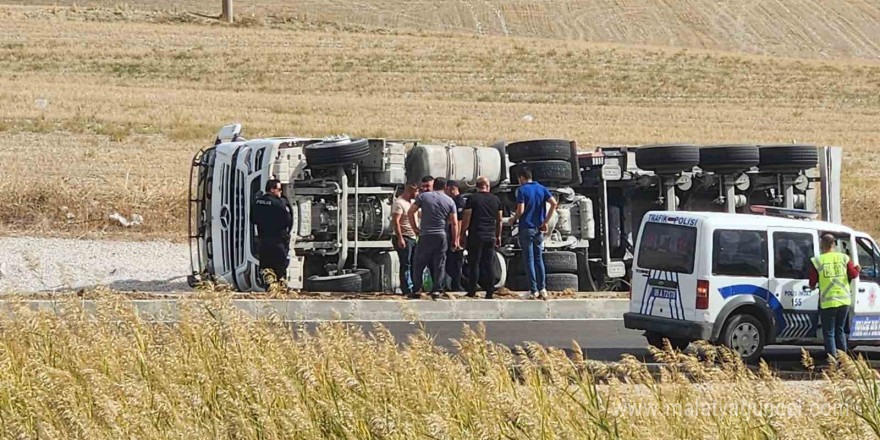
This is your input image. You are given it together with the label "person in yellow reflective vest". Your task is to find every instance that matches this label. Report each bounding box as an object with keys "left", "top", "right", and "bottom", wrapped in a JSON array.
[{"left": 809, "top": 233, "right": 860, "bottom": 359}]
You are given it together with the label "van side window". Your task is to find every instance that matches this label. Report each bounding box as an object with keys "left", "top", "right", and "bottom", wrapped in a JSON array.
[
  {"left": 772, "top": 232, "right": 814, "bottom": 279},
  {"left": 712, "top": 230, "right": 768, "bottom": 277},
  {"left": 856, "top": 238, "right": 878, "bottom": 282}
]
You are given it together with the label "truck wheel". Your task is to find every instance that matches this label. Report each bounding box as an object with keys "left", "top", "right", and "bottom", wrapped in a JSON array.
[
  {"left": 506, "top": 139, "right": 573, "bottom": 162},
  {"left": 461, "top": 252, "right": 506, "bottom": 289},
  {"left": 545, "top": 273, "right": 580, "bottom": 291},
  {"left": 508, "top": 273, "right": 579, "bottom": 292},
  {"left": 511, "top": 251, "right": 577, "bottom": 274},
  {"left": 304, "top": 268, "right": 370, "bottom": 292},
  {"left": 507, "top": 275, "right": 529, "bottom": 291},
  {"left": 635, "top": 144, "right": 699, "bottom": 174},
  {"left": 358, "top": 269, "right": 373, "bottom": 291},
  {"left": 510, "top": 160, "right": 572, "bottom": 184},
  {"left": 304, "top": 138, "right": 371, "bottom": 168},
  {"left": 720, "top": 313, "right": 766, "bottom": 363},
  {"left": 699, "top": 144, "right": 759, "bottom": 173},
  {"left": 645, "top": 332, "right": 690, "bottom": 351},
  {"left": 757, "top": 144, "right": 818, "bottom": 172}
]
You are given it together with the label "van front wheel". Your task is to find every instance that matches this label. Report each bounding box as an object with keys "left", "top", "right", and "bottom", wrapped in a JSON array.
[{"left": 721, "top": 314, "right": 765, "bottom": 363}]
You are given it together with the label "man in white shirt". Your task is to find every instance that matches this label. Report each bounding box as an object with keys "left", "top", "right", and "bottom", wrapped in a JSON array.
[{"left": 391, "top": 183, "right": 419, "bottom": 295}]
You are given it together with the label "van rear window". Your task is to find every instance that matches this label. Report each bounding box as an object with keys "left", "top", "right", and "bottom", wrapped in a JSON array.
[{"left": 637, "top": 222, "right": 697, "bottom": 274}]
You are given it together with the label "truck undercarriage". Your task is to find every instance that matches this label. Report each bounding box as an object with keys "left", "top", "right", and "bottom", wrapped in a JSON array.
[{"left": 188, "top": 124, "right": 842, "bottom": 293}]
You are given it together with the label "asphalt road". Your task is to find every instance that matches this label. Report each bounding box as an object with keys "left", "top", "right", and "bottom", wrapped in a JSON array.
[{"left": 322, "top": 320, "right": 880, "bottom": 371}]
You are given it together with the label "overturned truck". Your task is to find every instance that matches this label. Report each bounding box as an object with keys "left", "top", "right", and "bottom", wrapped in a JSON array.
[{"left": 188, "top": 124, "right": 843, "bottom": 292}]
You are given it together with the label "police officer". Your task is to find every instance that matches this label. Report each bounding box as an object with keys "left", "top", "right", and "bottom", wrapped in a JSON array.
[
  {"left": 809, "top": 233, "right": 860, "bottom": 359},
  {"left": 252, "top": 179, "right": 293, "bottom": 284}
]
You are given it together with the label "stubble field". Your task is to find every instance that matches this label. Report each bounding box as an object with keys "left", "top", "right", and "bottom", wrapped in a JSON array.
[
  {"left": 0, "top": 4, "right": 878, "bottom": 241},
  {"left": 7, "top": 0, "right": 880, "bottom": 60}
]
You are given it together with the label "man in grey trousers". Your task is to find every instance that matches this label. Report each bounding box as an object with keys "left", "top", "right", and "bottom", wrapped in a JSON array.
[{"left": 407, "top": 176, "right": 459, "bottom": 299}]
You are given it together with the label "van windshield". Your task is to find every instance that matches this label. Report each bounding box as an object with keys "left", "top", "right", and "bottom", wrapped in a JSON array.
[{"left": 638, "top": 222, "right": 697, "bottom": 273}]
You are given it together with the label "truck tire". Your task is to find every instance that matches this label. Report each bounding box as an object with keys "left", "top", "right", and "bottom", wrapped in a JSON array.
[
  {"left": 720, "top": 313, "right": 766, "bottom": 364},
  {"left": 358, "top": 269, "right": 373, "bottom": 291},
  {"left": 461, "top": 252, "right": 507, "bottom": 289},
  {"left": 508, "top": 273, "right": 579, "bottom": 292},
  {"left": 544, "top": 273, "right": 579, "bottom": 291},
  {"left": 699, "top": 144, "right": 759, "bottom": 173},
  {"left": 304, "top": 268, "right": 370, "bottom": 292},
  {"left": 608, "top": 205, "right": 622, "bottom": 251},
  {"left": 510, "top": 160, "right": 572, "bottom": 184},
  {"left": 506, "top": 139, "right": 572, "bottom": 162},
  {"left": 510, "top": 251, "right": 577, "bottom": 274},
  {"left": 305, "top": 138, "right": 371, "bottom": 168},
  {"left": 635, "top": 144, "right": 699, "bottom": 174},
  {"left": 757, "top": 144, "right": 818, "bottom": 172}
]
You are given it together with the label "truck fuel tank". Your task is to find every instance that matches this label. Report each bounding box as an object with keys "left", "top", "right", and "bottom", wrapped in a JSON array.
[{"left": 405, "top": 143, "right": 504, "bottom": 187}]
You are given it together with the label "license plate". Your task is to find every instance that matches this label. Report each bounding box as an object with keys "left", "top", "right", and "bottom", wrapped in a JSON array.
[{"left": 651, "top": 288, "right": 677, "bottom": 299}]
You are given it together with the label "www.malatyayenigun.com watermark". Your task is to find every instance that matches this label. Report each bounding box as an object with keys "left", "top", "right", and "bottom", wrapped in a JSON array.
[{"left": 611, "top": 400, "right": 853, "bottom": 419}]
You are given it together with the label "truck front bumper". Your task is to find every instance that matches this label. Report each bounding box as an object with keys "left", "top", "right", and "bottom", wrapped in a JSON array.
[{"left": 623, "top": 312, "right": 713, "bottom": 341}]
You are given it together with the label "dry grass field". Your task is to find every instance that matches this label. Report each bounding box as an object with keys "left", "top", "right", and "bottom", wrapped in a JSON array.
[
  {"left": 7, "top": 0, "right": 880, "bottom": 60},
  {"left": 1, "top": 294, "right": 880, "bottom": 439},
  {"left": 0, "top": 4, "right": 878, "bottom": 240}
]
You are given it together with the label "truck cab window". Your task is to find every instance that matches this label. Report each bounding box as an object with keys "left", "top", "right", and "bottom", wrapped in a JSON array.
[{"left": 773, "top": 232, "right": 814, "bottom": 279}]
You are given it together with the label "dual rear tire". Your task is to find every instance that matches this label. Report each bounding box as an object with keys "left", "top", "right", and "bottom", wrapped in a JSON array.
[
  {"left": 507, "top": 250, "right": 580, "bottom": 292},
  {"left": 635, "top": 143, "right": 818, "bottom": 174},
  {"left": 506, "top": 139, "right": 576, "bottom": 184}
]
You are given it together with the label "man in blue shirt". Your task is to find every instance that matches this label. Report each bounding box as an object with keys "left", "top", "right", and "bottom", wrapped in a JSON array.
[{"left": 508, "top": 167, "right": 558, "bottom": 299}]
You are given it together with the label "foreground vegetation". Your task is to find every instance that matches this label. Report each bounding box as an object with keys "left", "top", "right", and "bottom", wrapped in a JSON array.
[
  {"left": 0, "top": 5, "right": 878, "bottom": 240},
  {"left": 0, "top": 294, "right": 879, "bottom": 439}
]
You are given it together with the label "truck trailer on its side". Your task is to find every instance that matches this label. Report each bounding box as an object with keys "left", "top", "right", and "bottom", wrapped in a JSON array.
[{"left": 188, "top": 123, "right": 843, "bottom": 293}]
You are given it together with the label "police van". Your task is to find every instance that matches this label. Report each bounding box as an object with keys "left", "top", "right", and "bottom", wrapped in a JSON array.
[{"left": 623, "top": 208, "right": 880, "bottom": 362}]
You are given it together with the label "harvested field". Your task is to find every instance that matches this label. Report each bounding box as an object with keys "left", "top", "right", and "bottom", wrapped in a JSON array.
[
  {"left": 6, "top": 0, "right": 880, "bottom": 60},
  {"left": 0, "top": 5, "right": 879, "bottom": 241}
]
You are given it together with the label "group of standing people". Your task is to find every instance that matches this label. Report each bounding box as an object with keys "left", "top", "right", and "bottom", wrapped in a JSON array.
[
  {"left": 390, "top": 175, "right": 476, "bottom": 299},
  {"left": 391, "top": 168, "right": 557, "bottom": 300},
  {"left": 252, "top": 168, "right": 559, "bottom": 301}
]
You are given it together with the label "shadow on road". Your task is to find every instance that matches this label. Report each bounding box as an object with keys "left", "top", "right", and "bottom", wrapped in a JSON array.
[{"left": 42, "top": 277, "right": 192, "bottom": 293}]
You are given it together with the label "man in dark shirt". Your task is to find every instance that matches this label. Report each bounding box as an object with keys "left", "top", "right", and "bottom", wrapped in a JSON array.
[
  {"left": 444, "top": 179, "right": 466, "bottom": 292},
  {"left": 460, "top": 176, "right": 503, "bottom": 299},
  {"left": 407, "top": 176, "right": 458, "bottom": 299},
  {"left": 252, "top": 179, "right": 293, "bottom": 284}
]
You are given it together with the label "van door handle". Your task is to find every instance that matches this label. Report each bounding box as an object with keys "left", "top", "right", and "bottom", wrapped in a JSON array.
[{"left": 859, "top": 288, "right": 867, "bottom": 293}]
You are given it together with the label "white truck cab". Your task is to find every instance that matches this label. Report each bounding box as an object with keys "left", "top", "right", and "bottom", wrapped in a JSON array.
[{"left": 624, "top": 207, "right": 880, "bottom": 362}]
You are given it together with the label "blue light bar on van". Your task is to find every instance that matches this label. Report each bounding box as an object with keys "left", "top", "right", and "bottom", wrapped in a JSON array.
[{"left": 749, "top": 205, "right": 818, "bottom": 219}]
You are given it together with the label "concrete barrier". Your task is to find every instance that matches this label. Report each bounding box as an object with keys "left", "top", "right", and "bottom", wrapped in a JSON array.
[{"left": 1, "top": 298, "right": 629, "bottom": 322}]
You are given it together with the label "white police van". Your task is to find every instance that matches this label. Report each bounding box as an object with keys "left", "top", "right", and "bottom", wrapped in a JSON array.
[{"left": 623, "top": 208, "right": 880, "bottom": 362}]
